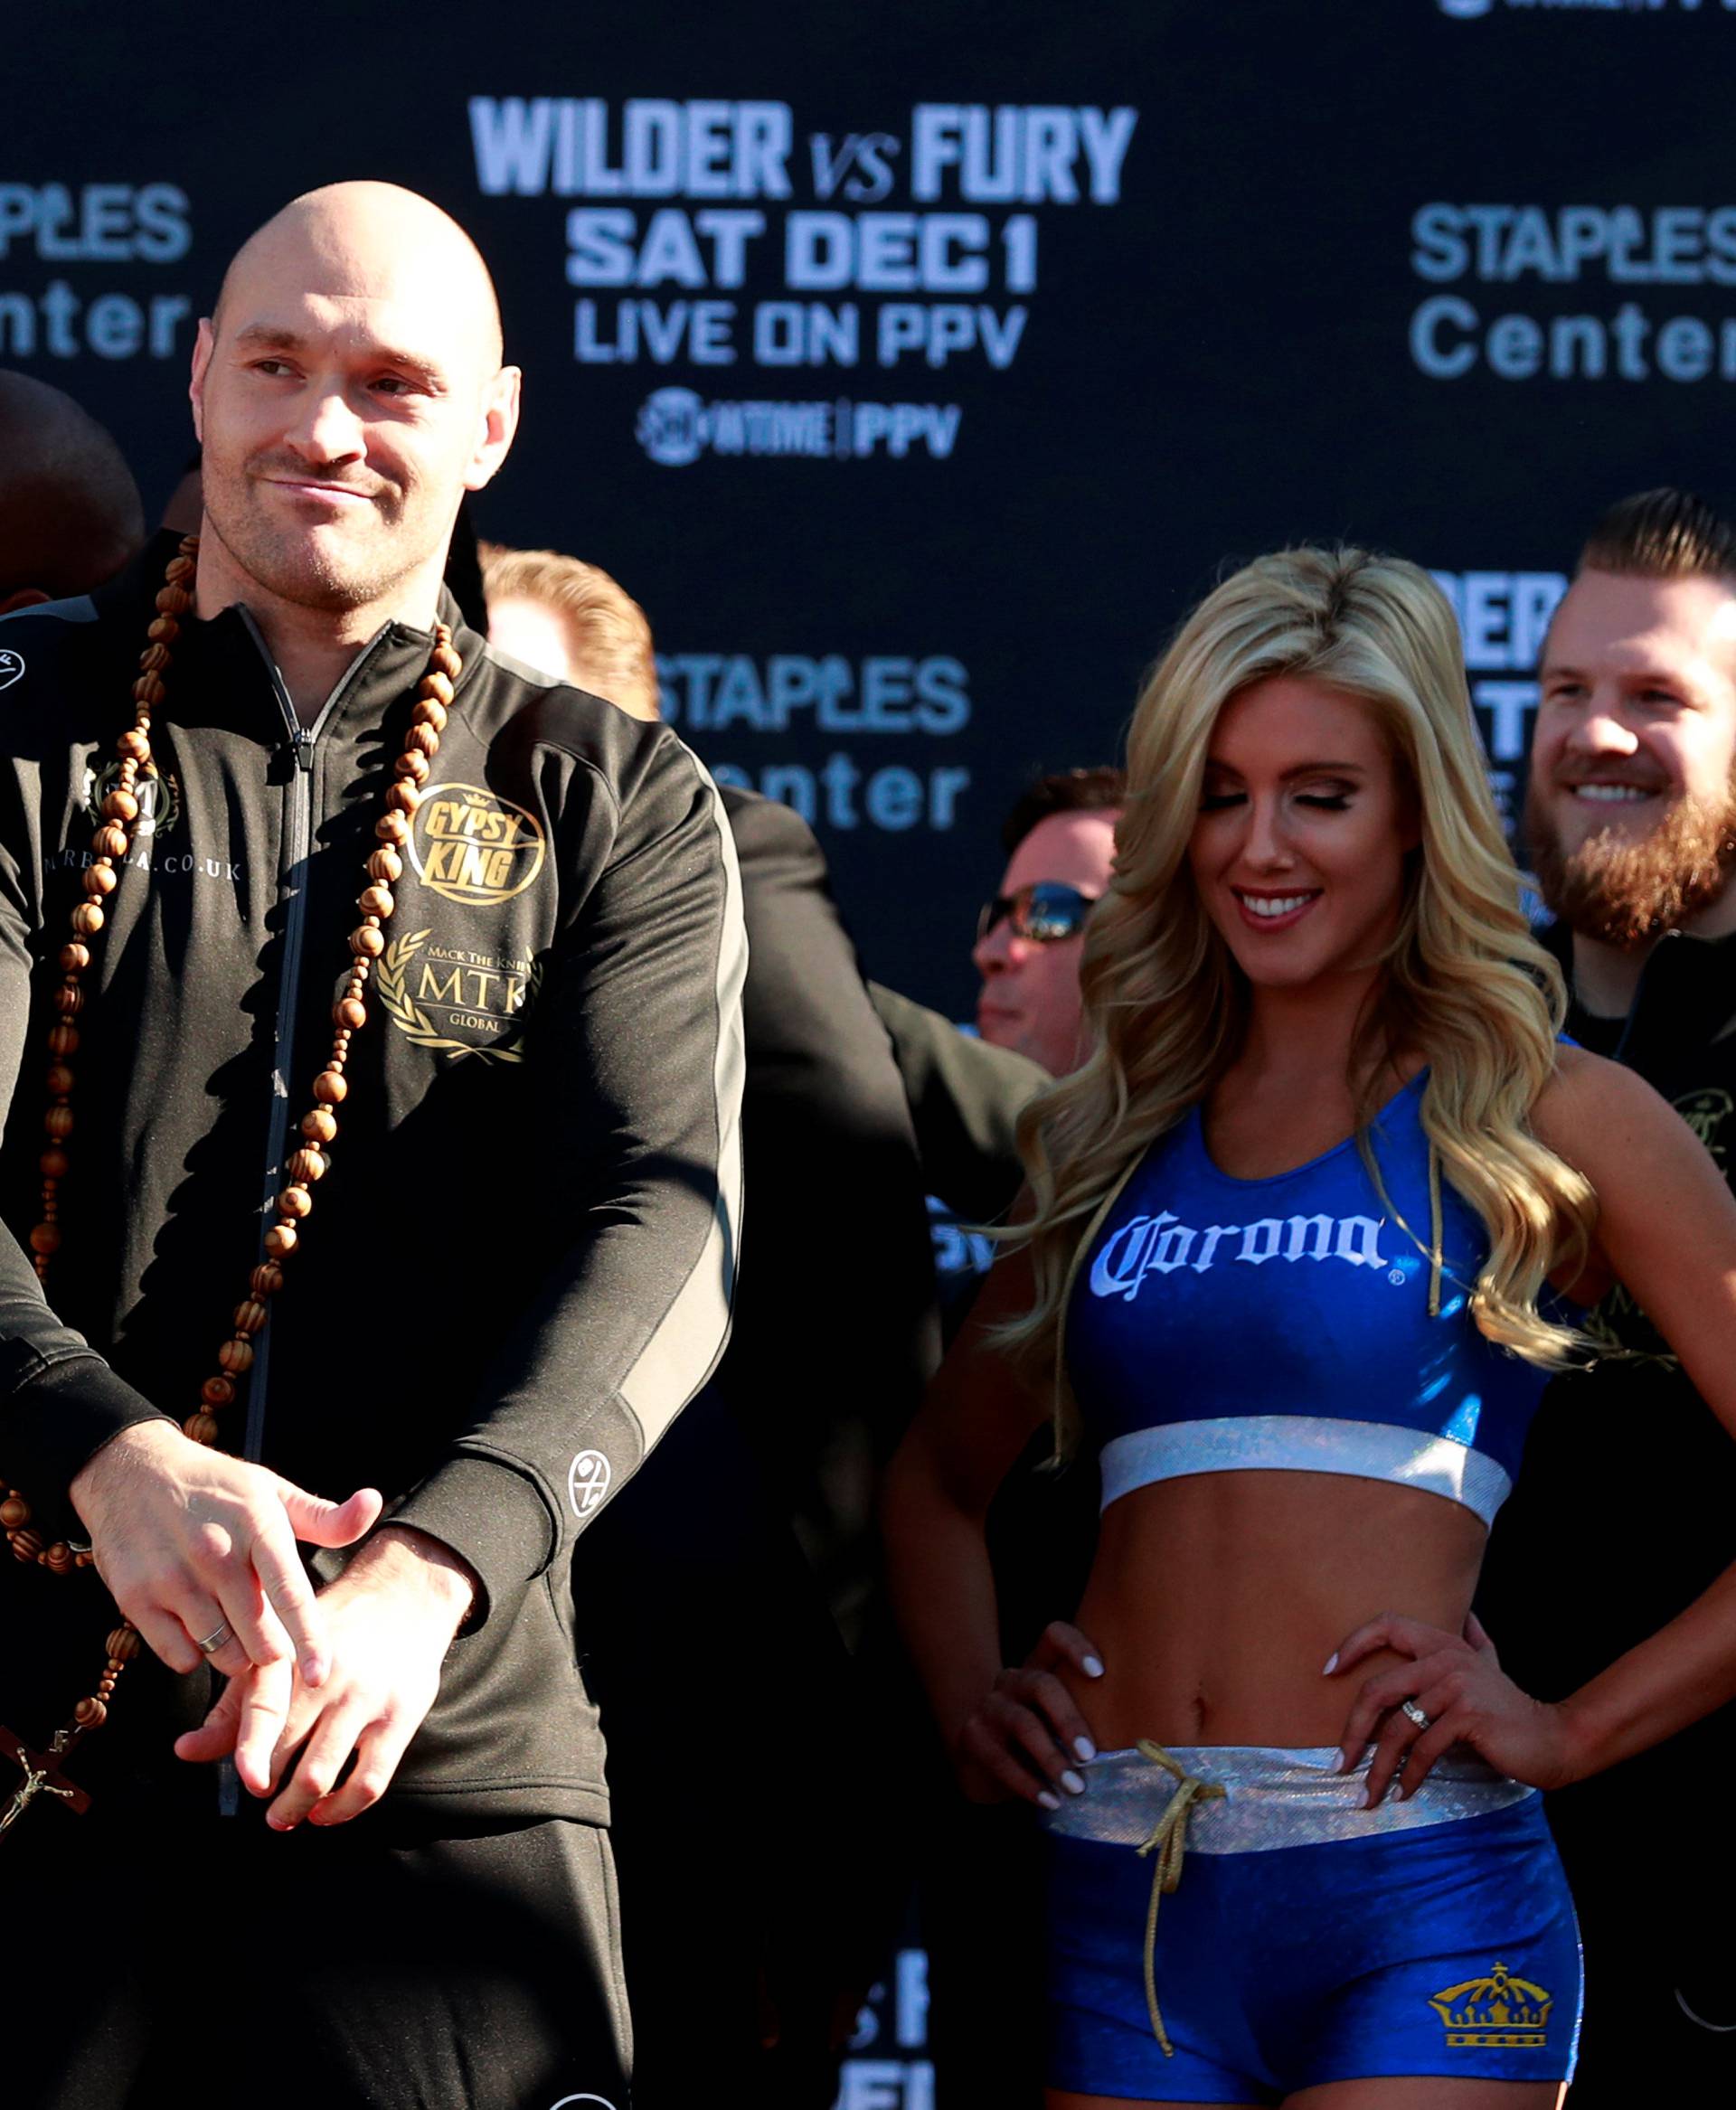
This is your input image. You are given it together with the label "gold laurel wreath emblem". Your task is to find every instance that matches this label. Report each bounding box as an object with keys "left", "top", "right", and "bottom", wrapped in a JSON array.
[{"left": 375, "top": 928, "right": 537, "bottom": 1065}]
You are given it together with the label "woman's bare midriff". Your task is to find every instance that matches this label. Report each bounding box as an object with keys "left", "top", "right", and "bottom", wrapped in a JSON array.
[{"left": 1053, "top": 1470, "right": 1489, "bottom": 1751}]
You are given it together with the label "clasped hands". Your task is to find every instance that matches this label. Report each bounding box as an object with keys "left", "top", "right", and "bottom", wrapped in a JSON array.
[
  {"left": 71, "top": 1419, "right": 475, "bottom": 1828},
  {"left": 956, "top": 1610, "right": 1590, "bottom": 1810}
]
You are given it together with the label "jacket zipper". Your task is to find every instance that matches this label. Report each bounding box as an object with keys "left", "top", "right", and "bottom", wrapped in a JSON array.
[
  {"left": 217, "top": 617, "right": 404, "bottom": 1817},
  {"left": 234, "top": 613, "right": 396, "bottom": 1465}
]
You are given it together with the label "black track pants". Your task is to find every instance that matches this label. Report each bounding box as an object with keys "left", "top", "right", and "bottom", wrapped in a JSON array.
[{"left": 12, "top": 1796, "right": 633, "bottom": 2110}]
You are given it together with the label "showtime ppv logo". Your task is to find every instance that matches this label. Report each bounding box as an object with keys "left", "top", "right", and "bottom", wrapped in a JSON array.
[{"left": 637, "top": 385, "right": 958, "bottom": 463}]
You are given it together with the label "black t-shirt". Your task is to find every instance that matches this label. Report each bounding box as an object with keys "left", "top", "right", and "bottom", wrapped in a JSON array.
[{"left": 1567, "top": 1007, "right": 1625, "bottom": 1057}]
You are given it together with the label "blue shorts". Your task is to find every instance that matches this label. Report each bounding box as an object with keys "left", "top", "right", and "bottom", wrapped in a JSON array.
[{"left": 1043, "top": 1744, "right": 1582, "bottom": 2104}]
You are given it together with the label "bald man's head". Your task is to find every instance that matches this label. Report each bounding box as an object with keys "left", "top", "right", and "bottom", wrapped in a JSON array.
[
  {"left": 0, "top": 372, "right": 146, "bottom": 610},
  {"left": 191, "top": 182, "right": 518, "bottom": 619},
  {"left": 212, "top": 184, "right": 504, "bottom": 372}
]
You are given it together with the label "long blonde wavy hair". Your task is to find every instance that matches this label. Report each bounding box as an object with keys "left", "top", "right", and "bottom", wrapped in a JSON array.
[{"left": 997, "top": 547, "right": 1596, "bottom": 1441}]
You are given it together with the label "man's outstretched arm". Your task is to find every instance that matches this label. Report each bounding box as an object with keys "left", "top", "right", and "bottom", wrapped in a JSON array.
[{"left": 382, "top": 730, "right": 748, "bottom": 1611}]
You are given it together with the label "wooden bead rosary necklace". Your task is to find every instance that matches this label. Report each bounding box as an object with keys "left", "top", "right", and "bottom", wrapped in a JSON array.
[{"left": 0, "top": 534, "right": 459, "bottom": 1839}]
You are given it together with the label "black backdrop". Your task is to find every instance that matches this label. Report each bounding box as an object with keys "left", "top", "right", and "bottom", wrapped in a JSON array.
[
  {"left": 9, "top": 7, "right": 1736, "bottom": 2099},
  {"left": 8, "top": 1, "right": 1736, "bottom": 1015}
]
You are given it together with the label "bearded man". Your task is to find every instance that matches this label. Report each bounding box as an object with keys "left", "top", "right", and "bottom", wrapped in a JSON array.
[
  {"left": 0, "top": 183, "right": 743, "bottom": 2110},
  {"left": 1481, "top": 486, "right": 1736, "bottom": 2108}
]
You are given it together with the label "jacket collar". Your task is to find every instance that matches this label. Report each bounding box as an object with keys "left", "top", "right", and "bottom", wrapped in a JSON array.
[{"left": 104, "top": 532, "right": 484, "bottom": 739}]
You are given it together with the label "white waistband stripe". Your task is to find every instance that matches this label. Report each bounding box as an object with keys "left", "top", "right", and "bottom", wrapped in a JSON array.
[
  {"left": 1043, "top": 1741, "right": 1533, "bottom": 1852},
  {"left": 1098, "top": 1416, "right": 1512, "bottom": 1526}
]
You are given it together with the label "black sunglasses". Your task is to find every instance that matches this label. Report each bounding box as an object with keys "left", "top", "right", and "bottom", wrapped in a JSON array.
[{"left": 976, "top": 881, "right": 1099, "bottom": 945}]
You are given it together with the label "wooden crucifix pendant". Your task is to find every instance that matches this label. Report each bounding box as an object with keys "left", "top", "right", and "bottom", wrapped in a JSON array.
[{"left": 0, "top": 1725, "right": 90, "bottom": 1842}]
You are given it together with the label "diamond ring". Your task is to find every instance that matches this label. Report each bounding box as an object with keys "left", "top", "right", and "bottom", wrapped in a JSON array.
[{"left": 1400, "top": 1698, "right": 1431, "bottom": 1730}]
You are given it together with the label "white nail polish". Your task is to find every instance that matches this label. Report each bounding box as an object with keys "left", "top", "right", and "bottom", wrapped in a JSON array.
[
  {"left": 1322, "top": 1653, "right": 1338, "bottom": 1676},
  {"left": 1082, "top": 1656, "right": 1105, "bottom": 1679},
  {"left": 1037, "top": 1788, "right": 1061, "bottom": 1813},
  {"left": 1074, "top": 1736, "right": 1097, "bottom": 1763},
  {"left": 1061, "top": 1768, "right": 1086, "bottom": 1795},
  {"left": 1360, "top": 1785, "right": 1374, "bottom": 1810}
]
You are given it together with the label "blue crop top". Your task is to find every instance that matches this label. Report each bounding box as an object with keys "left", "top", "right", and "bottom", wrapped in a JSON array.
[{"left": 1064, "top": 1074, "right": 1563, "bottom": 1528}]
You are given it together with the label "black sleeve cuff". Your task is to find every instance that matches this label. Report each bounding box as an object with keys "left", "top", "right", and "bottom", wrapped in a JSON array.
[
  {"left": 385, "top": 1453, "right": 558, "bottom": 1634},
  {"left": 3, "top": 1354, "right": 172, "bottom": 1542}
]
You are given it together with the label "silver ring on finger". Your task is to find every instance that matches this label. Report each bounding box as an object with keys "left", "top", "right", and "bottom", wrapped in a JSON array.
[
  {"left": 196, "top": 1619, "right": 234, "bottom": 1658},
  {"left": 1400, "top": 1698, "right": 1431, "bottom": 1731}
]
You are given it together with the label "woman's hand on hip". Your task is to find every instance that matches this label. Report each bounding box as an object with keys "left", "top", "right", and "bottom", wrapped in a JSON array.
[
  {"left": 953, "top": 1620, "right": 1105, "bottom": 1811},
  {"left": 1326, "top": 1609, "right": 1588, "bottom": 1804}
]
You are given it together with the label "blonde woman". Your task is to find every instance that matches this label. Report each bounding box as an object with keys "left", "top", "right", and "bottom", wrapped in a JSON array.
[{"left": 883, "top": 547, "right": 1736, "bottom": 2109}]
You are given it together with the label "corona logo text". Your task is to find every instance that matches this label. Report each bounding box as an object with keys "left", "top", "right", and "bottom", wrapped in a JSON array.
[{"left": 1090, "top": 1210, "right": 1390, "bottom": 1303}]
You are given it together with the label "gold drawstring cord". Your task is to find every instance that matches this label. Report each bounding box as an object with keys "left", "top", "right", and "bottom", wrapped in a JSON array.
[{"left": 1131, "top": 1740, "right": 1227, "bottom": 2058}]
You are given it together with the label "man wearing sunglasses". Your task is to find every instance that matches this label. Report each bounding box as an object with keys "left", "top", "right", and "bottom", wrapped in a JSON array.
[
  {"left": 873, "top": 767, "right": 1125, "bottom": 1226},
  {"left": 972, "top": 772, "right": 1121, "bottom": 1077}
]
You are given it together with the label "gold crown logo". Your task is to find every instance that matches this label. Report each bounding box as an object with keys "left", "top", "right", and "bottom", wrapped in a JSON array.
[{"left": 1429, "top": 1961, "right": 1552, "bottom": 2049}]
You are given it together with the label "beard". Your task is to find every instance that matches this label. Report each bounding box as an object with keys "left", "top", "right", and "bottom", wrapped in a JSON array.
[
  {"left": 1525, "top": 778, "right": 1736, "bottom": 947},
  {"left": 199, "top": 445, "right": 433, "bottom": 615}
]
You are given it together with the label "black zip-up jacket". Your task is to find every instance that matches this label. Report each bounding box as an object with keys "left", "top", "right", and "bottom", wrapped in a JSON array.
[
  {"left": 1482, "top": 920, "right": 1736, "bottom": 1834},
  {"left": 0, "top": 535, "right": 746, "bottom": 1828}
]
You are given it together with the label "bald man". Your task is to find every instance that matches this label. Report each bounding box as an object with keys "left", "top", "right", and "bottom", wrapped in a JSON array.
[
  {"left": 0, "top": 372, "right": 146, "bottom": 610},
  {"left": 0, "top": 184, "right": 743, "bottom": 2110}
]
